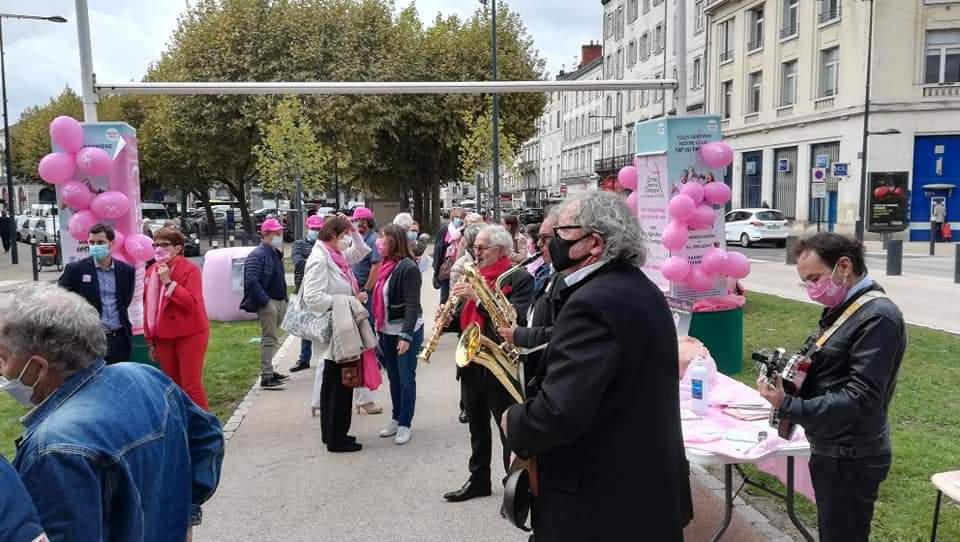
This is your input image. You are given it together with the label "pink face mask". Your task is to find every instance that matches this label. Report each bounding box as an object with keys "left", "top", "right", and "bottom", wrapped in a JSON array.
[
  {"left": 805, "top": 264, "right": 849, "bottom": 308},
  {"left": 376, "top": 238, "right": 389, "bottom": 258},
  {"left": 154, "top": 247, "right": 172, "bottom": 263}
]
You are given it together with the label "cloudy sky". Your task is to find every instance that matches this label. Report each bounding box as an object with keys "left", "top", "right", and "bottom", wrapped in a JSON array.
[{"left": 2, "top": 0, "right": 602, "bottom": 123}]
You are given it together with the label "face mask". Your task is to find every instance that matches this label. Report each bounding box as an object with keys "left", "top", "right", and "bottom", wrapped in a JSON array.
[
  {"left": 154, "top": 247, "right": 172, "bottom": 263},
  {"left": 376, "top": 238, "right": 390, "bottom": 258},
  {"left": 805, "top": 263, "right": 849, "bottom": 308},
  {"left": 307, "top": 231, "right": 319, "bottom": 242},
  {"left": 89, "top": 244, "right": 111, "bottom": 262},
  {"left": 549, "top": 232, "right": 592, "bottom": 272},
  {"left": 452, "top": 218, "right": 464, "bottom": 228},
  {"left": 270, "top": 235, "right": 283, "bottom": 248},
  {"left": 407, "top": 231, "right": 419, "bottom": 241},
  {"left": 0, "top": 359, "right": 38, "bottom": 407},
  {"left": 337, "top": 236, "right": 352, "bottom": 251}
]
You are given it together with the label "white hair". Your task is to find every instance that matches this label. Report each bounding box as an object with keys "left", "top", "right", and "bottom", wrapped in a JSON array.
[
  {"left": 560, "top": 192, "right": 646, "bottom": 266},
  {"left": 393, "top": 212, "right": 414, "bottom": 229},
  {"left": 0, "top": 284, "right": 106, "bottom": 374},
  {"left": 480, "top": 224, "right": 514, "bottom": 255}
]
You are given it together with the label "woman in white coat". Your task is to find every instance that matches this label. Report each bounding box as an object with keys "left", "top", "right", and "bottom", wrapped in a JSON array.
[{"left": 302, "top": 215, "right": 372, "bottom": 453}]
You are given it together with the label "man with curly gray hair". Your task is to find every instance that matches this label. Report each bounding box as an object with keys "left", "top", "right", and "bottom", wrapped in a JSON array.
[
  {"left": 0, "top": 283, "right": 225, "bottom": 541},
  {"left": 501, "top": 191, "right": 692, "bottom": 539}
]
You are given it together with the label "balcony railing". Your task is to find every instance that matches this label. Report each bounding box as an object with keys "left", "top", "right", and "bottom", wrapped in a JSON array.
[
  {"left": 593, "top": 154, "right": 635, "bottom": 175},
  {"left": 818, "top": 6, "right": 841, "bottom": 24},
  {"left": 776, "top": 105, "right": 794, "bottom": 118},
  {"left": 744, "top": 112, "right": 760, "bottom": 124},
  {"left": 814, "top": 96, "right": 835, "bottom": 110},
  {"left": 780, "top": 23, "right": 799, "bottom": 39},
  {"left": 923, "top": 85, "right": 960, "bottom": 97},
  {"left": 517, "top": 159, "right": 538, "bottom": 173},
  {"left": 719, "top": 49, "right": 734, "bottom": 63}
]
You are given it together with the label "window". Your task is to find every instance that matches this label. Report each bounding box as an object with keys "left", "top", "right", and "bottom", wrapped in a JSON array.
[
  {"left": 605, "top": 14, "right": 613, "bottom": 39},
  {"left": 654, "top": 72, "right": 664, "bottom": 103},
  {"left": 925, "top": 30, "right": 960, "bottom": 84},
  {"left": 820, "top": 47, "right": 840, "bottom": 97},
  {"left": 721, "top": 80, "right": 734, "bottom": 119},
  {"left": 748, "top": 71, "right": 763, "bottom": 114},
  {"left": 692, "top": 56, "right": 703, "bottom": 89},
  {"left": 695, "top": 1, "right": 705, "bottom": 33},
  {"left": 628, "top": 0, "right": 638, "bottom": 22},
  {"left": 819, "top": 0, "right": 841, "bottom": 24},
  {"left": 606, "top": 95, "right": 614, "bottom": 116},
  {"left": 643, "top": 0, "right": 651, "bottom": 13},
  {"left": 616, "top": 48, "right": 625, "bottom": 79},
  {"left": 748, "top": 5, "right": 764, "bottom": 51},
  {"left": 616, "top": 92, "right": 624, "bottom": 125},
  {"left": 628, "top": 40, "right": 638, "bottom": 66},
  {"left": 655, "top": 23, "right": 664, "bottom": 53},
  {"left": 781, "top": 0, "right": 799, "bottom": 38},
  {"left": 641, "top": 32, "right": 650, "bottom": 60},
  {"left": 781, "top": 60, "right": 797, "bottom": 105},
  {"left": 654, "top": 0, "right": 663, "bottom": 5},
  {"left": 606, "top": 54, "right": 613, "bottom": 78},
  {"left": 719, "top": 19, "right": 735, "bottom": 62},
  {"left": 617, "top": 6, "right": 625, "bottom": 41}
]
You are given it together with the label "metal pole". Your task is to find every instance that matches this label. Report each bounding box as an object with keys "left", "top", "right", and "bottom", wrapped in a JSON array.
[
  {"left": 675, "top": 0, "right": 688, "bottom": 116},
  {"left": 886, "top": 239, "right": 902, "bottom": 276},
  {"left": 954, "top": 244, "right": 959, "bottom": 284},
  {"left": 475, "top": 174, "right": 482, "bottom": 213},
  {"left": 75, "top": 0, "right": 98, "bottom": 121},
  {"left": 491, "top": 0, "right": 501, "bottom": 222},
  {"left": 855, "top": 0, "right": 875, "bottom": 241},
  {"left": 0, "top": 18, "right": 17, "bottom": 264},
  {"left": 294, "top": 174, "right": 304, "bottom": 240}
]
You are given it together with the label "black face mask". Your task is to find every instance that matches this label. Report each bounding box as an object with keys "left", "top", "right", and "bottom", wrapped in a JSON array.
[{"left": 549, "top": 232, "right": 593, "bottom": 272}]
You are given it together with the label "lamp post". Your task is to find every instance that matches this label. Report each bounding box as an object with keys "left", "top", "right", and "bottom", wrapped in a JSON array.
[
  {"left": 479, "top": 0, "right": 501, "bottom": 221},
  {"left": 589, "top": 113, "right": 617, "bottom": 189},
  {"left": 0, "top": 12, "right": 68, "bottom": 265}
]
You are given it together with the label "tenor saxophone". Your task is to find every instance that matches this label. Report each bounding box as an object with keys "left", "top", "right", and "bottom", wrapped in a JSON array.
[{"left": 416, "top": 279, "right": 465, "bottom": 364}]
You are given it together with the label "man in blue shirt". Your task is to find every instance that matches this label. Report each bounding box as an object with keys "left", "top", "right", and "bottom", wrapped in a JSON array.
[
  {"left": 1, "top": 283, "right": 224, "bottom": 542},
  {"left": 58, "top": 223, "right": 135, "bottom": 363},
  {"left": 0, "top": 457, "right": 46, "bottom": 542}
]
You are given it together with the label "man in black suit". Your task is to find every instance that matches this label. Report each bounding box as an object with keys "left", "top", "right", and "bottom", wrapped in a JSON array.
[
  {"left": 502, "top": 192, "right": 693, "bottom": 541},
  {"left": 59, "top": 223, "right": 136, "bottom": 363}
]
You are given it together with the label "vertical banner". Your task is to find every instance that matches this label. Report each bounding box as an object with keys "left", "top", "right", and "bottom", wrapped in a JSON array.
[
  {"left": 867, "top": 172, "right": 909, "bottom": 233},
  {"left": 635, "top": 153, "right": 670, "bottom": 290}
]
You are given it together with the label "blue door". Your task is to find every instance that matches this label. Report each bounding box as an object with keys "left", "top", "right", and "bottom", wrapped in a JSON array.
[
  {"left": 827, "top": 191, "right": 838, "bottom": 232},
  {"left": 912, "top": 136, "right": 960, "bottom": 241}
]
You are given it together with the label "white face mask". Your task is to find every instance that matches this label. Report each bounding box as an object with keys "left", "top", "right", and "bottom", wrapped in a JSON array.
[
  {"left": 337, "top": 235, "right": 352, "bottom": 251},
  {"left": 0, "top": 358, "right": 39, "bottom": 407},
  {"left": 270, "top": 235, "right": 283, "bottom": 248}
]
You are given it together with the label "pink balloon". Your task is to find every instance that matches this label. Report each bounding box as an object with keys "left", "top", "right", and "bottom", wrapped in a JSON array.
[
  {"left": 704, "top": 181, "right": 732, "bottom": 205},
  {"left": 668, "top": 194, "right": 696, "bottom": 223},
  {"left": 700, "top": 141, "right": 734, "bottom": 169},
  {"left": 38, "top": 152, "right": 76, "bottom": 184},
  {"left": 679, "top": 182, "right": 705, "bottom": 205},
  {"left": 724, "top": 251, "right": 752, "bottom": 279},
  {"left": 662, "top": 221, "right": 689, "bottom": 252},
  {"left": 112, "top": 230, "right": 126, "bottom": 252},
  {"left": 68, "top": 210, "right": 98, "bottom": 241},
  {"left": 686, "top": 266, "right": 715, "bottom": 292},
  {"left": 60, "top": 181, "right": 95, "bottom": 210},
  {"left": 690, "top": 204, "right": 717, "bottom": 230},
  {"left": 90, "top": 191, "right": 130, "bottom": 220},
  {"left": 76, "top": 147, "right": 113, "bottom": 177},
  {"left": 701, "top": 247, "right": 727, "bottom": 275},
  {"left": 49, "top": 116, "right": 84, "bottom": 154},
  {"left": 125, "top": 234, "right": 155, "bottom": 262},
  {"left": 112, "top": 248, "right": 132, "bottom": 265},
  {"left": 662, "top": 256, "right": 691, "bottom": 282},
  {"left": 618, "top": 165, "right": 638, "bottom": 191},
  {"left": 625, "top": 192, "right": 638, "bottom": 213}
]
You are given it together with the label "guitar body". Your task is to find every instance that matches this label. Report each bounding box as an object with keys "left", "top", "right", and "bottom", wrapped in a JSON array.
[{"left": 758, "top": 349, "right": 813, "bottom": 439}]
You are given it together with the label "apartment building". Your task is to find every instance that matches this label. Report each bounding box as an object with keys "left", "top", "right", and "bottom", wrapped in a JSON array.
[
  {"left": 706, "top": 0, "right": 960, "bottom": 238},
  {"left": 558, "top": 44, "right": 605, "bottom": 196}
]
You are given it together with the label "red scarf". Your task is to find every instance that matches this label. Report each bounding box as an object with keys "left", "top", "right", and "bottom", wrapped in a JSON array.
[
  {"left": 372, "top": 257, "right": 399, "bottom": 330},
  {"left": 459, "top": 256, "right": 513, "bottom": 332}
]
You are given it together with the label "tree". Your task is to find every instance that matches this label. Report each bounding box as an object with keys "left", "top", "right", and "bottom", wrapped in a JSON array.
[
  {"left": 459, "top": 108, "right": 517, "bottom": 182},
  {"left": 253, "top": 97, "right": 330, "bottom": 198}
]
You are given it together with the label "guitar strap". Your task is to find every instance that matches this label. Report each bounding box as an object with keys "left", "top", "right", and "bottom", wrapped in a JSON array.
[{"left": 809, "top": 290, "right": 888, "bottom": 353}]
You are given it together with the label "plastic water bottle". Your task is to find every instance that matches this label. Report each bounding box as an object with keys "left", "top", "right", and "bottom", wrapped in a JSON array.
[{"left": 690, "top": 356, "right": 710, "bottom": 415}]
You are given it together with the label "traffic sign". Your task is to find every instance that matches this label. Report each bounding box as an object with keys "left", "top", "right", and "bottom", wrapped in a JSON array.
[
  {"left": 832, "top": 162, "right": 849, "bottom": 177},
  {"left": 811, "top": 181, "right": 827, "bottom": 199},
  {"left": 560, "top": 183, "right": 568, "bottom": 196}
]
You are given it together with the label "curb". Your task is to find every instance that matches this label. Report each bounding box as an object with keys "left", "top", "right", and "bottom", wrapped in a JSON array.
[
  {"left": 221, "top": 334, "right": 295, "bottom": 443},
  {"left": 690, "top": 464, "right": 798, "bottom": 542}
]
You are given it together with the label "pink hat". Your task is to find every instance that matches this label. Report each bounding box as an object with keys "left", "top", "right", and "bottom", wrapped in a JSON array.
[
  {"left": 260, "top": 218, "right": 283, "bottom": 233},
  {"left": 351, "top": 207, "right": 374, "bottom": 220},
  {"left": 306, "top": 215, "right": 325, "bottom": 229}
]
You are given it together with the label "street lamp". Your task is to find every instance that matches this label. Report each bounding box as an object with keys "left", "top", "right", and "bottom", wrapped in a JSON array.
[
  {"left": 589, "top": 113, "right": 617, "bottom": 188},
  {"left": 0, "top": 12, "right": 68, "bottom": 265},
  {"left": 479, "top": 0, "right": 501, "bottom": 221}
]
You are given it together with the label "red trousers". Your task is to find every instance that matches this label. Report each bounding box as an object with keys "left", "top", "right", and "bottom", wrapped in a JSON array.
[{"left": 156, "top": 329, "right": 210, "bottom": 411}]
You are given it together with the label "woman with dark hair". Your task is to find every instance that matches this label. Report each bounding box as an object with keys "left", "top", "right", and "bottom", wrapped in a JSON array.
[
  {"left": 372, "top": 224, "right": 424, "bottom": 445},
  {"left": 502, "top": 214, "right": 526, "bottom": 264},
  {"left": 144, "top": 227, "right": 210, "bottom": 409}
]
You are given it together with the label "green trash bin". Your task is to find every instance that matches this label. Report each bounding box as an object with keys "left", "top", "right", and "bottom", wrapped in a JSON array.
[
  {"left": 130, "top": 334, "right": 159, "bottom": 368},
  {"left": 688, "top": 307, "right": 744, "bottom": 375}
]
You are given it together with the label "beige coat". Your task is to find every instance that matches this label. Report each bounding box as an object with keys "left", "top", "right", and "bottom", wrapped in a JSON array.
[{"left": 330, "top": 295, "right": 377, "bottom": 363}]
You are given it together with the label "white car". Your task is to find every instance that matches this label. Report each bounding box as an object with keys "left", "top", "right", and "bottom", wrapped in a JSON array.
[
  {"left": 725, "top": 208, "right": 789, "bottom": 248},
  {"left": 141, "top": 203, "right": 172, "bottom": 234}
]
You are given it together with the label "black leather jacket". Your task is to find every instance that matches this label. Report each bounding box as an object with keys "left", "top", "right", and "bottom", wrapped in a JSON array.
[{"left": 778, "top": 283, "right": 906, "bottom": 458}]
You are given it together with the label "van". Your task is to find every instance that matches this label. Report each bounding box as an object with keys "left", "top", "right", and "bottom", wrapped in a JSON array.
[{"left": 142, "top": 202, "right": 172, "bottom": 233}]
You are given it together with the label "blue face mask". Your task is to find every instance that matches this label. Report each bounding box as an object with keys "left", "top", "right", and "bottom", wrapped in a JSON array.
[
  {"left": 89, "top": 244, "right": 111, "bottom": 262},
  {"left": 407, "top": 231, "right": 419, "bottom": 241},
  {"left": 452, "top": 218, "right": 464, "bottom": 228},
  {"left": 307, "top": 231, "right": 319, "bottom": 242}
]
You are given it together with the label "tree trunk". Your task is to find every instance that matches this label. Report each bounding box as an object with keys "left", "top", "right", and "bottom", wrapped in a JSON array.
[
  {"left": 430, "top": 177, "right": 442, "bottom": 233},
  {"left": 412, "top": 182, "right": 424, "bottom": 225},
  {"left": 196, "top": 191, "right": 217, "bottom": 236}
]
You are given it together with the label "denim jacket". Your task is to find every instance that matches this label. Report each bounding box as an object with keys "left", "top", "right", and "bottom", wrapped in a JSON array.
[
  {"left": 13, "top": 360, "right": 225, "bottom": 542},
  {"left": 1, "top": 457, "right": 45, "bottom": 542}
]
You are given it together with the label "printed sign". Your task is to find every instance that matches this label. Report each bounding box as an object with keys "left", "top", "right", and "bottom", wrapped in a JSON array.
[
  {"left": 867, "top": 172, "right": 909, "bottom": 233},
  {"left": 811, "top": 181, "right": 827, "bottom": 199},
  {"left": 815, "top": 154, "right": 830, "bottom": 168},
  {"left": 832, "top": 162, "right": 849, "bottom": 177},
  {"left": 666, "top": 296, "right": 694, "bottom": 337},
  {"left": 777, "top": 158, "right": 791, "bottom": 173}
]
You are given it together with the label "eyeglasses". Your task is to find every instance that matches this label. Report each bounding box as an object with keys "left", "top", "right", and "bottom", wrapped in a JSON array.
[
  {"left": 553, "top": 225, "right": 599, "bottom": 240},
  {"left": 472, "top": 244, "right": 492, "bottom": 252},
  {"left": 536, "top": 234, "right": 554, "bottom": 246},
  {"left": 152, "top": 242, "right": 173, "bottom": 249}
]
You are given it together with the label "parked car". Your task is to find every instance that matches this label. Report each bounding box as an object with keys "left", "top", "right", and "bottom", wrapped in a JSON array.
[
  {"left": 142, "top": 202, "right": 172, "bottom": 234},
  {"left": 520, "top": 208, "right": 545, "bottom": 225},
  {"left": 725, "top": 208, "right": 789, "bottom": 248},
  {"left": 17, "top": 218, "right": 31, "bottom": 242},
  {"left": 30, "top": 218, "right": 58, "bottom": 243}
]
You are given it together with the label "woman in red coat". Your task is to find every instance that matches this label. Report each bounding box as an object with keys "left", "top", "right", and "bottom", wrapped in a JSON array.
[{"left": 144, "top": 227, "right": 211, "bottom": 410}]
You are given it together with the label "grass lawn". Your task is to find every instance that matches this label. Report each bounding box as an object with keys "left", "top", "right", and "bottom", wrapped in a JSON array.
[
  {"left": 734, "top": 292, "right": 960, "bottom": 542},
  {"left": 0, "top": 320, "right": 264, "bottom": 460}
]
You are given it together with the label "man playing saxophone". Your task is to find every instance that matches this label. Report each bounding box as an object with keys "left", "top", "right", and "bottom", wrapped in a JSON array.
[{"left": 440, "top": 224, "right": 534, "bottom": 503}]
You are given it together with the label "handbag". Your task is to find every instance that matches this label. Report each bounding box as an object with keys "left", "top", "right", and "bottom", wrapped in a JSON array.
[
  {"left": 281, "top": 286, "right": 332, "bottom": 343},
  {"left": 340, "top": 360, "right": 363, "bottom": 388}
]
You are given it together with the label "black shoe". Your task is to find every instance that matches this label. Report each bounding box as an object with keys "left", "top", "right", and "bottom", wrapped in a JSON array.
[
  {"left": 459, "top": 409, "right": 469, "bottom": 424},
  {"left": 273, "top": 372, "right": 290, "bottom": 381},
  {"left": 289, "top": 361, "right": 310, "bottom": 373},
  {"left": 261, "top": 376, "right": 287, "bottom": 390},
  {"left": 443, "top": 480, "right": 492, "bottom": 502},
  {"left": 328, "top": 441, "right": 362, "bottom": 453}
]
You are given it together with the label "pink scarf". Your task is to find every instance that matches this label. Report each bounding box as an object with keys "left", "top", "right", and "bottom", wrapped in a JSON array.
[
  {"left": 323, "top": 241, "right": 359, "bottom": 293},
  {"left": 145, "top": 259, "right": 177, "bottom": 338},
  {"left": 372, "top": 258, "right": 399, "bottom": 330},
  {"left": 324, "top": 241, "right": 380, "bottom": 386}
]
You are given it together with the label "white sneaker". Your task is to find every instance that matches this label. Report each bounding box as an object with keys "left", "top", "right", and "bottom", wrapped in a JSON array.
[
  {"left": 394, "top": 426, "right": 412, "bottom": 445},
  {"left": 379, "top": 420, "right": 399, "bottom": 438}
]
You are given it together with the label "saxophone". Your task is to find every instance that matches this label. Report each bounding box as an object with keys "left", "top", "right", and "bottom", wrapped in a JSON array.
[{"left": 417, "top": 280, "right": 465, "bottom": 364}]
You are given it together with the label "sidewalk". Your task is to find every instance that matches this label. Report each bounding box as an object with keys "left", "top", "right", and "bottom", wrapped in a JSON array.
[
  {"left": 0, "top": 247, "right": 60, "bottom": 293},
  {"left": 194, "top": 276, "right": 794, "bottom": 542},
  {"left": 744, "top": 259, "right": 960, "bottom": 335}
]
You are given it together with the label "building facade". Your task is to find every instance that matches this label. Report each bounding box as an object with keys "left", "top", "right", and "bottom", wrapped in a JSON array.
[
  {"left": 559, "top": 47, "right": 605, "bottom": 197},
  {"left": 705, "top": 0, "right": 960, "bottom": 238}
]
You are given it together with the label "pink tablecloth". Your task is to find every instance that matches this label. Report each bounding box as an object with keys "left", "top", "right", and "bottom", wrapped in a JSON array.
[{"left": 681, "top": 373, "right": 816, "bottom": 502}]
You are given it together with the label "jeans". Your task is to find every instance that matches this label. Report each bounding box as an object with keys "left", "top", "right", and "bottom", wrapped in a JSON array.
[
  {"left": 298, "top": 338, "right": 313, "bottom": 364},
  {"left": 808, "top": 453, "right": 891, "bottom": 542},
  {"left": 379, "top": 328, "right": 423, "bottom": 428}
]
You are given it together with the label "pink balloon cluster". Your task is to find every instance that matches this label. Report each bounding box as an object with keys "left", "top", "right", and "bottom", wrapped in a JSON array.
[
  {"left": 38, "top": 116, "right": 113, "bottom": 185},
  {"left": 661, "top": 248, "right": 751, "bottom": 291}
]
